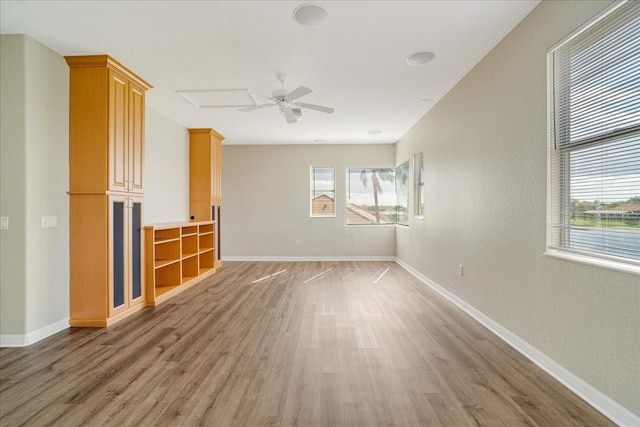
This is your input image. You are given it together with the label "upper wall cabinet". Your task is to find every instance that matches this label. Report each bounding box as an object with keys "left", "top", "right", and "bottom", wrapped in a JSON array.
[
  {"left": 189, "top": 128, "right": 225, "bottom": 221},
  {"left": 66, "top": 55, "right": 152, "bottom": 194}
]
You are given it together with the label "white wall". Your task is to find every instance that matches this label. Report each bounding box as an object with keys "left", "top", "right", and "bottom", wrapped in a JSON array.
[
  {"left": 222, "top": 144, "right": 396, "bottom": 259},
  {"left": 0, "top": 34, "right": 70, "bottom": 344},
  {"left": 144, "top": 107, "right": 190, "bottom": 224},
  {"left": 395, "top": 0, "right": 639, "bottom": 420},
  {"left": 0, "top": 35, "right": 27, "bottom": 337}
]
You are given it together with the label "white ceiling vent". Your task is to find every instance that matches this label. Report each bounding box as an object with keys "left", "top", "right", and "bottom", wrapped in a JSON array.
[{"left": 177, "top": 89, "right": 258, "bottom": 108}]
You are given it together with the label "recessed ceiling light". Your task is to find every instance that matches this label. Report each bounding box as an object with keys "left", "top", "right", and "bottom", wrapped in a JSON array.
[
  {"left": 293, "top": 4, "right": 328, "bottom": 27},
  {"left": 314, "top": 138, "right": 327, "bottom": 143},
  {"left": 406, "top": 51, "right": 435, "bottom": 66},
  {"left": 368, "top": 130, "right": 382, "bottom": 135}
]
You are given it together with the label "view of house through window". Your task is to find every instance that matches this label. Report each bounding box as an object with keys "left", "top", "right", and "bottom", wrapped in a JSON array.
[
  {"left": 346, "top": 168, "right": 397, "bottom": 225},
  {"left": 548, "top": 0, "right": 640, "bottom": 268},
  {"left": 310, "top": 166, "right": 335, "bottom": 217}
]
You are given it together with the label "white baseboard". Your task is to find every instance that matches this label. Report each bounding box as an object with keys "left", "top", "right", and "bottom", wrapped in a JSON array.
[
  {"left": 0, "top": 317, "right": 69, "bottom": 348},
  {"left": 223, "top": 255, "right": 396, "bottom": 262},
  {"left": 0, "top": 334, "right": 28, "bottom": 347},
  {"left": 395, "top": 258, "right": 639, "bottom": 427}
]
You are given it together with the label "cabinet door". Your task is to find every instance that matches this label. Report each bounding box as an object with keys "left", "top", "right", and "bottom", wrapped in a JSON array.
[
  {"left": 189, "top": 132, "right": 213, "bottom": 221},
  {"left": 130, "top": 199, "right": 145, "bottom": 303},
  {"left": 211, "top": 137, "right": 222, "bottom": 205},
  {"left": 110, "top": 196, "right": 128, "bottom": 317},
  {"left": 109, "top": 70, "right": 129, "bottom": 193},
  {"left": 110, "top": 196, "right": 145, "bottom": 317},
  {"left": 129, "top": 83, "right": 145, "bottom": 193}
]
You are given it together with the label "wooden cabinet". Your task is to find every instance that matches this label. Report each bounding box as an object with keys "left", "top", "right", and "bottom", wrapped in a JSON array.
[
  {"left": 69, "top": 194, "right": 145, "bottom": 326},
  {"left": 144, "top": 221, "right": 217, "bottom": 306},
  {"left": 189, "top": 128, "right": 224, "bottom": 268},
  {"left": 66, "top": 55, "right": 150, "bottom": 195},
  {"left": 189, "top": 128, "right": 224, "bottom": 220},
  {"left": 67, "top": 55, "right": 152, "bottom": 327},
  {"left": 108, "top": 70, "right": 146, "bottom": 194}
]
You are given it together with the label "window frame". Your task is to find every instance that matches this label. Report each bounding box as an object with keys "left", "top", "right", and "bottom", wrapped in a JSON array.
[
  {"left": 309, "top": 166, "right": 336, "bottom": 218},
  {"left": 546, "top": 0, "right": 640, "bottom": 275},
  {"left": 413, "top": 150, "right": 425, "bottom": 219},
  {"left": 395, "top": 160, "right": 410, "bottom": 227}
]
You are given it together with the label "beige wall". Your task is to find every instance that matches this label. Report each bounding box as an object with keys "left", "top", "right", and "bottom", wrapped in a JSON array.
[
  {"left": 395, "top": 0, "right": 639, "bottom": 417},
  {"left": 144, "top": 107, "right": 190, "bottom": 224},
  {"left": 0, "top": 34, "right": 70, "bottom": 341},
  {"left": 222, "top": 144, "right": 396, "bottom": 258},
  {"left": 1, "top": 35, "right": 28, "bottom": 336},
  {"left": 23, "top": 36, "right": 70, "bottom": 334}
]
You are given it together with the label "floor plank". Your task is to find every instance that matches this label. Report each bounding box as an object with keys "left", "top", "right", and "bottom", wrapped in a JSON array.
[{"left": 0, "top": 261, "right": 614, "bottom": 426}]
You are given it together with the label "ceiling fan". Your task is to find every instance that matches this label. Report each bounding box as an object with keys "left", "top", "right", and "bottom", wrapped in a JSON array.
[{"left": 239, "top": 74, "right": 334, "bottom": 124}]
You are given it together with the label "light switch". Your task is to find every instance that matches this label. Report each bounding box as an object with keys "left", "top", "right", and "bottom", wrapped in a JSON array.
[
  {"left": 0, "top": 216, "right": 8, "bottom": 230},
  {"left": 41, "top": 216, "right": 58, "bottom": 228}
]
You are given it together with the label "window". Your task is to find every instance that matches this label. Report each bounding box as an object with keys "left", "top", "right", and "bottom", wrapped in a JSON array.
[
  {"left": 395, "top": 161, "right": 409, "bottom": 226},
  {"left": 413, "top": 151, "right": 425, "bottom": 217},
  {"left": 547, "top": 0, "right": 640, "bottom": 273},
  {"left": 346, "top": 168, "right": 395, "bottom": 224},
  {"left": 310, "top": 166, "right": 335, "bottom": 217}
]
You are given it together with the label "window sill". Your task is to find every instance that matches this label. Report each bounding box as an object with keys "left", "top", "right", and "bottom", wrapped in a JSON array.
[
  {"left": 545, "top": 249, "right": 640, "bottom": 276},
  {"left": 346, "top": 224, "right": 396, "bottom": 227}
]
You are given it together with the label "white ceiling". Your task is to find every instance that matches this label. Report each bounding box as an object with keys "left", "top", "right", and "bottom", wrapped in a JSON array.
[{"left": 0, "top": 0, "right": 539, "bottom": 145}]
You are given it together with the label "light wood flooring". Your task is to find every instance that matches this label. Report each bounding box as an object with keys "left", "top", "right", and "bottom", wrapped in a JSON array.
[{"left": 0, "top": 261, "right": 614, "bottom": 426}]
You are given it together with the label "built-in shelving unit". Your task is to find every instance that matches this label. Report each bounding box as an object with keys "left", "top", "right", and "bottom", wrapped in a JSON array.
[{"left": 144, "top": 221, "right": 216, "bottom": 306}]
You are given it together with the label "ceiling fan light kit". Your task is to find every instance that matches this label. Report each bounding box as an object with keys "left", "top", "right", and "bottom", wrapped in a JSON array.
[{"left": 239, "top": 73, "right": 334, "bottom": 124}]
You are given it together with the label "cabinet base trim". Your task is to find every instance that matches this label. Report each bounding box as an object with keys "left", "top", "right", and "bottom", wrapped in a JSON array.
[{"left": 70, "top": 302, "right": 147, "bottom": 328}]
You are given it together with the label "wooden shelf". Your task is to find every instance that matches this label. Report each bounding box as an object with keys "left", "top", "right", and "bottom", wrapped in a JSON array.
[
  {"left": 155, "top": 237, "right": 180, "bottom": 244},
  {"left": 155, "top": 228, "right": 179, "bottom": 240},
  {"left": 154, "top": 258, "right": 180, "bottom": 269},
  {"left": 145, "top": 220, "right": 217, "bottom": 306},
  {"left": 182, "top": 225, "right": 198, "bottom": 235},
  {"left": 199, "top": 223, "right": 214, "bottom": 234},
  {"left": 156, "top": 285, "right": 179, "bottom": 297}
]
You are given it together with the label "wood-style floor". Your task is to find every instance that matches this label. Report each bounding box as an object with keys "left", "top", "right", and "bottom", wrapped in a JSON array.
[{"left": 1, "top": 261, "right": 613, "bottom": 426}]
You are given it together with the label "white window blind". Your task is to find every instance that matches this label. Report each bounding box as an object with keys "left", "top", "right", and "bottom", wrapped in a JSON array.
[{"left": 548, "top": 0, "right": 640, "bottom": 270}]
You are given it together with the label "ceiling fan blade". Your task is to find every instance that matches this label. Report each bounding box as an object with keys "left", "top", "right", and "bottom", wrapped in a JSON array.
[
  {"left": 239, "top": 104, "right": 273, "bottom": 112},
  {"left": 283, "top": 107, "right": 298, "bottom": 124},
  {"left": 286, "top": 86, "right": 312, "bottom": 101},
  {"left": 296, "top": 102, "right": 334, "bottom": 114}
]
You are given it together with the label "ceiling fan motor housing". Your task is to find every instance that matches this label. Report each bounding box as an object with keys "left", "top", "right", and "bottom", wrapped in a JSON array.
[{"left": 272, "top": 88, "right": 288, "bottom": 99}]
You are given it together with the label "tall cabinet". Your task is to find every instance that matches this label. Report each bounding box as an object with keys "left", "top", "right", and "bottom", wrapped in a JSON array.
[
  {"left": 189, "top": 128, "right": 224, "bottom": 268},
  {"left": 66, "top": 55, "right": 152, "bottom": 327}
]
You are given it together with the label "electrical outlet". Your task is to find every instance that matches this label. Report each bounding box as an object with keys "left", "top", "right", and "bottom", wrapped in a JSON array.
[
  {"left": 0, "top": 216, "right": 8, "bottom": 230},
  {"left": 458, "top": 264, "right": 464, "bottom": 276},
  {"left": 294, "top": 238, "right": 300, "bottom": 246}
]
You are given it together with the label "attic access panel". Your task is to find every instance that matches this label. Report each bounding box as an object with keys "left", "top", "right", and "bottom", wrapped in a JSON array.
[{"left": 177, "top": 88, "right": 258, "bottom": 108}]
